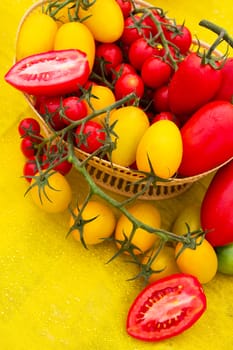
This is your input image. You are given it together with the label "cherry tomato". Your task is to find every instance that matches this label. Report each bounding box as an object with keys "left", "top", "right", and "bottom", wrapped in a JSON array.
[
  {"left": 23, "top": 157, "right": 40, "bottom": 182},
  {"left": 29, "top": 170, "right": 72, "bottom": 213},
  {"left": 121, "top": 15, "right": 152, "bottom": 46},
  {"left": 115, "top": 0, "right": 132, "bottom": 18},
  {"left": 5, "top": 50, "right": 90, "bottom": 96},
  {"left": 143, "top": 9, "right": 168, "bottom": 36},
  {"left": 78, "top": 0, "right": 124, "bottom": 43},
  {"left": 69, "top": 200, "right": 116, "bottom": 245},
  {"left": 20, "top": 135, "right": 44, "bottom": 158},
  {"left": 153, "top": 85, "right": 170, "bottom": 112},
  {"left": 141, "top": 56, "right": 172, "bottom": 89},
  {"left": 175, "top": 238, "right": 218, "bottom": 284},
  {"left": 164, "top": 24, "right": 192, "bottom": 54},
  {"left": 109, "top": 106, "right": 149, "bottom": 166},
  {"left": 111, "top": 62, "right": 136, "bottom": 81},
  {"left": 62, "top": 96, "right": 88, "bottom": 125},
  {"left": 201, "top": 160, "right": 233, "bottom": 247},
  {"left": 215, "top": 243, "right": 233, "bottom": 275},
  {"left": 114, "top": 202, "right": 161, "bottom": 255},
  {"left": 54, "top": 21, "right": 95, "bottom": 70},
  {"left": 114, "top": 73, "right": 144, "bottom": 102},
  {"left": 42, "top": 145, "right": 72, "bottom": 176},
  {"left": 128, "top": 38, "right": 160, "bottom": 70},
  {"left": 75, "top": 120, "right": 106, "bottom": 153},
  {"left": 151, "top": 111, "right": 181, "bottom": 128},
  {"left": 136, "top": 120, "right": 183, "bottom": 179},
  {"left": 18, "top": 117, "right": 41, "bottom": 137},
  {"left": 16, "top": 12, "right": 58, "bottom": 60},
  {"left": 127, "top": 273, "right": 206, "bottom": 341},
  {"left": 95, "top": 43, "right": 123, "bottom": 75},
  {"left": 38, "top": 96, "right": 66, "bottom": 131}
]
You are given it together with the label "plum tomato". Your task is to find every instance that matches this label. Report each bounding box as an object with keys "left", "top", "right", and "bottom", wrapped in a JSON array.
[
  {"left": 115, "top": 0, "right": 132, "bottom": 18},
  {"left": 29, "top": 170, "right": 72, "bottom": 213},
  {"left": 95, "top": 43, "right": 123, "bottom": 75},
  {"left": 152, "top": 85, "right": 170, "bottom": 113},
  {"left": 109, "top": 106, "right": 149, "bottom": 167},
  {"left": 175, "top": 238, "right": 218, "bottom": 284},
  {"left": 141, "top": 56, "right": 173, "bottom": 89},
  {"left": 78, "top": 0, "right": 124, "bottom": 43},
  {"left": 164, "top": 24, "right": 192, "bottom": 54},
  {"left": 136, "top": 120, "right": 183, "bottom": 179},
  {"left": 75, "top": 120, "right": 106, "bottom": 153},
  {"left": 126, "top": 273, "right": 207, "bottom": 341},
  {"left": 171, "top": 204, "right": 202, "bottom": 239},
  {"left": 69, "top": 200, "right": 116, "bottom": 246},
  {"left": 18, "top": 117, "right": 41, "bottom": 137},
  {"left": 62, "top": 96, "right": 88, "bottom": 125},
  {"left": 215, "top": 243, "right": 233, "bottom": 275},
  {"left": 5, "top": 50, "right": 90, "bottom": 97},
  {"left": 114, "top": 73, "right": 144, "bottom": 102},
  {"left": 114, "top": 202, "right": 161, "bottom": 254},
  {"left": 214, "top": 57, "right": 233, "bottom": 102}
]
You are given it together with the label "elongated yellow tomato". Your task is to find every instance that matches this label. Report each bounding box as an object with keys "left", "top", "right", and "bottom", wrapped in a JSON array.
[
  {"left": 86, "top": 85, "right": 116, "bottom": 124},
  {"left": 109, "top": 106, "right": 150, "bottom": 167},
  {"left": 136, "top": 120, "right": 183, "bottom": 179},
  {"left": 115, "top": 202, "right": 161, "bottom": 254},
  {"left": 175, "top": 238, "right": 218, "bottom": 284},
  {"left": 16, "top": 13, "right": 58, "bottom": 60},
  {"left": 78, "top": 0, "right": 124, "bottom": 43},
  {"left": 142, "top": 246, "right": 180, "bottom": 283},
  {"left": 172, "top": 204, "right": 202, "bottom": 237},
  {"left": 54, "top": 21, "right": 95, "bottom": 70},
  {"left": 69, "top": 200, "right": 116, "bottom": 245},
  {"left": 29, "top": 171, "right": 72, "bottom": 213}
]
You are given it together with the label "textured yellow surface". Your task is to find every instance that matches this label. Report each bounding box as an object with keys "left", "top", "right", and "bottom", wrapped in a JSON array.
[{"left": 0, "top": 1, "right": 233, "bottom": 349}]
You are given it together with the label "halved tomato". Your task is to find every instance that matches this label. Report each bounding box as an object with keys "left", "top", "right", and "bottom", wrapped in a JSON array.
[
  {"left": 126, "top": 273, "right": 206, "bottom": 342},
  {"left": 5, "top": 49, "right": 90, "bottom": 96}
]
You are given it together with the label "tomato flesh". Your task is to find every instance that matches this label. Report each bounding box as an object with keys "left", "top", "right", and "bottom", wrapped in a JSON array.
[
  {"left": 127, "top": 273, "right": 206, "bottom": 341},
  {"left": 5, "top": 49, "right": 90, "bottom": 96}
]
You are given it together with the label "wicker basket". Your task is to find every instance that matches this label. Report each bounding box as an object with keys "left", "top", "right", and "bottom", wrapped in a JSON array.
[{"left": 15, "top": 0, "right": 233, "bottom": 200}]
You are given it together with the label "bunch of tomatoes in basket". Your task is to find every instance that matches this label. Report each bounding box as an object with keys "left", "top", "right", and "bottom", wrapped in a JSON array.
[{"left": 4, "top": 0, "right": 233, "bottom": 343}]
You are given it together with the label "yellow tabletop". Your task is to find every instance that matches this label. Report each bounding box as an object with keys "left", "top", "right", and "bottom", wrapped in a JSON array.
[{"left": 0, "top": 1, "right": 233, "bottom": 349}]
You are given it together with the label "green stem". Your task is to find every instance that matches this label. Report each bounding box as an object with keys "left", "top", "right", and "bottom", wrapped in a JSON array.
[{"left": 199, "top": 19, "right": 233, "bottom": 48}]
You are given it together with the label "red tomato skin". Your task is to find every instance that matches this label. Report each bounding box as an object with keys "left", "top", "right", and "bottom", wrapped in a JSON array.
[
  {"left": 23, "top": 157, "right": 40, "bottom": 182},
  {"left": 151, "top": 111, "right": 180, "bottom": 128},
  {"left": 75, "top": 121, "right": 106, "bottom": 153},
  {"left": 153, "top": 85, "right": 170, "bottom": 112},
  {"left": 115, "top": 0, "right": 132, "bottom": 18},
  {"left": 214, "top": 57, "right": 233, "bottom": 102},
  {"left": 168, "top": 53, "right": 222, "bottom": 116},
  {"left": 114, "top": 73, "right": 144, "bottom": 101},
  {"left": 62, "top": 96, "right": 88, "bottom": 125},
  {"left": 164, "top": 24, "right": 192, "bottom": 54},
  {"left": 20, "top": 135, "right": 43, "bottom": 158},
  {"left": 201, "top": 160, "right": 233, "bottom": 247},
  {"left": 95, "top": 43, "right": 123, "bottom": 74},
  {"left": 178, "top": 101, "right": 233, "bottom": 176},
  {"left": 127, "top": 273, "right": 206, "bottom": 342},
  {"left": 111, "top": 62, "right": 136, "bottom": 81},
  {"left": 18, "top": 118, "right": 41, "bottom": 137},
  {"left": 121, "top": 15, "right": 152, "bottom": 46},
  {"left": 5, "top": 49, "right": 90, "bottom": 96},
  {"left": 38, "top": 96, "right": 67, "bottom": 131},
  {"left": 128, "top": 38, "right": 160, "bottom": 70},
  {"left": 141, "top": 56, "right": 172, "bottom": 89}
]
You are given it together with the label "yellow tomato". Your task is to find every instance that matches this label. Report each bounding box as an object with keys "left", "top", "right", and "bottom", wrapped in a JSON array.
[
  {"left": 86, "top": 85, "right": 116, "bottom": 124},
  {"left": 16, "top": 13, "right": 58, "bottom": 60},
  {"left": 51, "top": 3, "right": 76, "bottom": 26},
  {"left": 29, "top": 170, "right": 72, "bottom": 213},
  {"left": 109, "top": 106, "right": 150, "bottom": 167},
  {"left": 70, "top": 200, "right": 116, "bottom": 245},
  {"left": 54, "top": 21, "right": 95, "bottom": 70},
  {"left": 175, "top": 238, "right": 218, "bottom": 284},
  {"left": 142, "top": 245, "right": 180, "bottom": 283},
  {"left": 136, "top": 120, "right": 183, "bottom": 179},
  {"left": 78, "top": 0, "right": 124, "bottom": 43},
  {"left": 114, "top": 202, "right": 161, "bottom": 254},
  {"left": 172, "top": 204, "right": 202, "bottom": 237}
]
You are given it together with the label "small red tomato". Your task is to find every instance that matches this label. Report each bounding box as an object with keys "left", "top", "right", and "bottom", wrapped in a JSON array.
[
  {"left": 38, "top": 96, "right": 66, "bottom": 131},
  {"left": 127, "top": 273, "right": 206, "bottom": 341},
  {"left": 141, "top": 56, "right": 173, "bottom": 89},
  {"left": 151, "top": 111, "right": 180, "bottom": 128},
  {"left": 153, "top": 85, "right": 170, "bottom": 112},
  {"left": 115, "top": 0, "right": 132, "bottom": 18},
  {"left": 143, "top": 9, "right": 169, "bottom": 36},
  {"left": 95, "top": 43, "right": 123, "bottom": 74},
  {"left": 20, "top": 135, "right": 43, "bottom": 158},
  {"left": 23, "top": 157, "right": 40, "bottom": 182},
  {"left": 120, "top": 15, "right": 152, "bottom": 46},
  {"left": 62, "top": 96, "right": 88, "bottom": 125},
  {"left": 42, "top": 145, "right": 72, "bottom": 176},
  {"left": 111, "top": 62, "right": 136, "bottom": 81},
  {"left": 128, "top": 38, "right": 160, "bottom": 70},
  {"left": 75, "top": 121, "right": 106, "bottom": 153},
  {"left": 165, "top": 24, "right": 192, "bottom": 54},
  {"left": 114, "top": 73, "right": 144, "bottom": 102},
  {"left": 18, "top": 117, "right": 41, "bottom": 137}
]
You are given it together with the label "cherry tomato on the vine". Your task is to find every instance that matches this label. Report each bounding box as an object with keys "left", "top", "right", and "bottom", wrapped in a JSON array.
[
  {"left": 20, "top": 135, "right": 44, "bottom": 158},
  {"left": 128, "top": 38, "right": 160, "bottom": 70},
  {"left": 164, "top": 24, "right": 192, "bottom": 55},
  {"left": 111, "top": 62, "right": 136, "bottom": 81},
  {"left": 18, "top": 117, "right": 41, "bottom": 137},
  {"left": 62, "top": 96, "right": 88, "bottom": 125},
  {"left": 114, "top": 73, "right": 144, "bottom": 102},
  {"left": 23, "top": 157, "right": 40, "bottom": 182},
  {"left": 95, "top": 42, "right": 123, "bottom": 75},
  {"left": 75, "top": 120, "right": 106, "bottom": 154},
  {"left": 115, "top": 0, "right": 132, "bottom": 18},
  {"left": 141, "top": 56, "right": 173, "bottom": 89},
  {"left": 42, "top": 144, "right": 72, "bottom": 176},
  {"left": 38, "top": 96, "right": 66, "bottom": 131},
  {"left": 120, "top": 15, "right": 152, "bottom": 46}
]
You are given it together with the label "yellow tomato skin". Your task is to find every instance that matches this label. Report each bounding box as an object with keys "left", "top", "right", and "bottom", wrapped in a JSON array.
[
  {"left": 78, "top": 0, "right": 124, "bottom": 43},
  {"left": 136, "top": 120, "right": 183, "bottom": 179},
  {"left": 109, "top": 106, "right": 150, "bottom": 167},
  {"left": 30, "top": 171, "right": 72, "bottom": 213},
  {"left": 16, "top": 13, "right": 58, "bottom": 60},
  {"left": 172, "top": 204, "right": 202, "bottom": 238},
  {"left": 115, "top": 202, "right": 161, "bottom": 254},
  {"left": 70, "top": 201, "right": 116, "bottom": 245},
  {"left": 54, "top": 21, "right": 95, "bottom": 70},
  {"left": 142, "top": 246, "right": 180, "bottom": 283},
  {"left": 86, "top": 85, "right": 116, "bottom": 124},
  {"left": 175, "top": 239, "right": 218, "bottom": 284}
]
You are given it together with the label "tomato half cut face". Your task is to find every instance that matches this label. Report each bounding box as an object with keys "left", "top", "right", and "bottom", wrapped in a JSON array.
[
  {"left": 126, "top": 273, "right": 206, "bottom": 342},
  {"left": 5, "top": 49, "right": 90, "bottom": 96}
]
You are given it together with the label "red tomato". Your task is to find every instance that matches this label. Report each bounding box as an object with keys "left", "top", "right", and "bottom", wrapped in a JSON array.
[
  {"left": 23, "top": 157, "right": 40, "bottom": 182},
  {"left": 5, "top": 49, "right": 90, "bottom": 96},
  {"left": 114, "top": 73, "right": 144, "bottom": 101},
  {"left": 165, "top": 24, "right": 192, "bottom": 54},
  {"left": 153, "top": 85, "right": 170, "bottom": 112},
  {"left": 128, "top": 38, "right": 160, "bottom": 70},
  {"left": 18, "top": 117, "right": 41, "bottom": 137},
  {"left": 62, "top": 96, "right": 88, "bottom": 124},
  {"left": 75, "top": 121, "right": 106, "bottom": 153},
  {"left": 111, "top": 62, "right": 136, "bottom": 81},
  {"left": 141, "top": 56, "right": 173, "bottom": 89},
  {"left": 95, "top": 43, "right": 123, "bottom": 74},
  {"left": 143, "top": 9, "right": 168, "bottom": 36},
  {"left": 151, "top": 111, "right": 180, "bottom": 128},
  {"left": 201, "top": 160, "right": 233, "bottom": 247},
  {"left": 214, "top": 57, "right": 233, "bottom": 102},
  {"left": 20, "top": 135, "right": 44, "bottom": 158},
  {"left": 127, "top": 273, "right": 206, "bottom": 341},
  {"left": 115, "top": 0, "right": 132, "bottom": 18},
  {"left": 120, "top": 15, "right": 152, "bottom": 46},
  {"left": 42, "top": 145, "right": 72, "bottom": 176},
  {"left": 178, "top": 100, "right": 233, "bottom": 176},
  {"left": 38, "top": 96, "right": 66, "bottom": 131},
  {"left": 168, "top": 52, "right": 222, "bottom": 116}
]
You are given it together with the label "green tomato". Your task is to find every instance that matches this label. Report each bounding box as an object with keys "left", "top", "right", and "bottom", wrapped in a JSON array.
[
  {"left": 171, "top": 204, "right": 202, "bottom": 237},
  {"left": 215, "top": 243, "right": 233, "bottom": 275}
]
